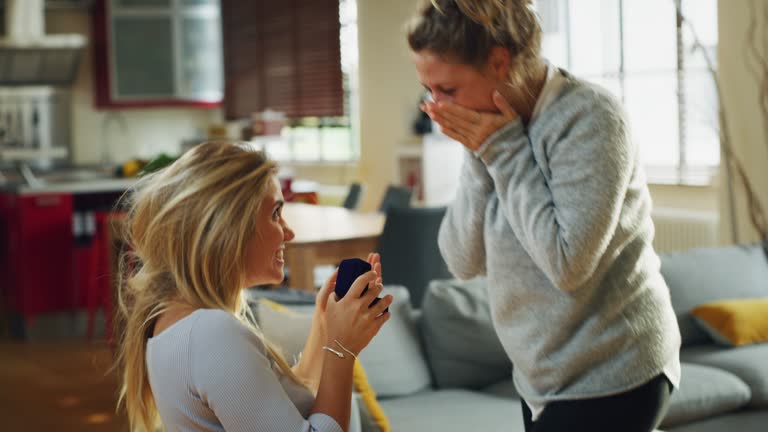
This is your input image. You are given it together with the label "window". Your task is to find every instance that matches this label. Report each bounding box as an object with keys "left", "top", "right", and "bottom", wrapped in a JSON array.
[
  {"left": 535, "top": 0, "right": 719, "bottom": 184},
  {"left": 268, "top": 0, "right": 359, "bottom": 163},
  {"left": 222, "top": 0, "right": 358, "bottom": 163}
]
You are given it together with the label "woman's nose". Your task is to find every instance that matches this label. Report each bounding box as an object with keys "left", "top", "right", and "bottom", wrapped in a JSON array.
[{"left": 283, "top": 223, "right": 295, "bottom": 242}]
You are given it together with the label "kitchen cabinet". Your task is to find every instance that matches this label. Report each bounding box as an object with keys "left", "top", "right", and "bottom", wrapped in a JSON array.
[
  {"left": 1, "top": 173, "right": 134, "bottom": 338},
  {"left": 0, "top": 193, "right": 15, "bottom": 315},
  {"left": 92, "top": 0, "right": 223, "bottom": 108},
  {"left": 0, "top": 192, "right": 74, "bottom": 321}
]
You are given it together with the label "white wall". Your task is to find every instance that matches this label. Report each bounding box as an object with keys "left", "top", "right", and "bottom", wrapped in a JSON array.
[
  {"left": 356, "top": 0, "right": 423, "bottom": 211},
  {"left": 718, "top": 0, "right": 768, "bottom": 244},
  {"left": 47, "top": 9, "right": 222, "bottom": 166},
  {"left": 649, "top": 184, "right": 718, "bottom": 213}
]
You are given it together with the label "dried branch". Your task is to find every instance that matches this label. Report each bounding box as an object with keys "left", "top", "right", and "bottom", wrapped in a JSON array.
[
  {"left": 745, "top": 0, "right": 768, "bottom": 164},
  {"left": 678, "top": 4, "right": 768, "bottom": 240}
]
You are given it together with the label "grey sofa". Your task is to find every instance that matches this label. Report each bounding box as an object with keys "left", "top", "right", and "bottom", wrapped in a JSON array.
[
  {"left": 253, "top": 244, "right": 768, "bottom": 432},
  {"left": 658, "top": 244, "right": 768, "bottom": 431}
]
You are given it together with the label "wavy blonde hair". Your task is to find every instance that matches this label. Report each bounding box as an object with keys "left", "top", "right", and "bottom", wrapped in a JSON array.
[
  {"left": 407, "top": 0, "right": 542, "bottom": 88},
  {"left": 114, "top": 141, "right": 304, "bottom": 432}
]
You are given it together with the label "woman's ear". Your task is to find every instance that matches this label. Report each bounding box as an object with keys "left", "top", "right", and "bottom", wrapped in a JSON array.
[{"left": 488, "top": 46, "right": 511, "bottom": 81}]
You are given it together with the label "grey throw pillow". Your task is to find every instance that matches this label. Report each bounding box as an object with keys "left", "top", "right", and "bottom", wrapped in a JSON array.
[
  {"left": 359, "top": 286, "right": 433, "bottom": 397},
  {"left": 660, "top": 245, "right": 768, "bottom": 346},
  {"left": 421, "top": 278, "right": 512, "bottom": 389},
  {"left": 661, "top": 363, "right": 751, "bottom": 428},
  {"left": 255, "top": 300, "right": 313, "bottom": 362},
  {"left": 681, "top": 344, "right": 768, "bottom": 408}
]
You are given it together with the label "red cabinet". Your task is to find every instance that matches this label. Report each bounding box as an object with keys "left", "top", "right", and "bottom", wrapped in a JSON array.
[
  {"left": 0, "top": 192, "right": 74, "bottom": 318},
  {"left": 0, "top": 193, "right": 15, "bottom": 314}
]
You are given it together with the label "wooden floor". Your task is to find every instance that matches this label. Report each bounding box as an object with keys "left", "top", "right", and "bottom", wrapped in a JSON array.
[{"left": 0, "top": 342, "right": 129, "bottom": 432}]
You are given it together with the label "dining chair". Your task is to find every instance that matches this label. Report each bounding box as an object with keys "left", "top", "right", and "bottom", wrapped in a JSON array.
[
  {"left": 342, "top": 183, "right": 363, "bottom": 210},
  {"left": 377, "top": 206, "right": 452, "bottom": 307},
  {"left": 378, "top": 185, "right": 413, "bottom": 213}
]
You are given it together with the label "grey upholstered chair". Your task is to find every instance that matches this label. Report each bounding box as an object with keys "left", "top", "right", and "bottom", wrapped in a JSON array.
[
  {"left": 377, "top": 206, "right": 452, "bottom": 307},
  {"left": 378, "top": 185, "right": 413, "bottom": 213}
]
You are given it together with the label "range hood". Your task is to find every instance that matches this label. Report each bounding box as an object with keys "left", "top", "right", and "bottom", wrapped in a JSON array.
[{"left": 0, "top": 0, "right": 86, "bottom": 86}]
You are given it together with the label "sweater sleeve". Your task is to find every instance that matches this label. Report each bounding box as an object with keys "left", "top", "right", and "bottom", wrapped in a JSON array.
[
  {"left": 189, "top": 310, "right": 343, "bottom": 432},
  {"left": 475, "top": 90, "right": 635, "bottom": 292},
  {"left": 438, "top": 149, "right": 495, "bottom": 280}
]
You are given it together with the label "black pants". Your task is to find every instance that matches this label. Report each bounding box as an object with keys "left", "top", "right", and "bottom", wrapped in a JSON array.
[{"left": 521, "top": 374, "right": 672, "bottom": 432}]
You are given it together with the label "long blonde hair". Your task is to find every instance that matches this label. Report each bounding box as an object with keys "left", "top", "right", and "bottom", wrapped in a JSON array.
[
  {"left": 407, "top": 0, "right": 542, "bottom": 88},
  {"left": 114, "top": 141, "right": 304, "bottom": 432}
]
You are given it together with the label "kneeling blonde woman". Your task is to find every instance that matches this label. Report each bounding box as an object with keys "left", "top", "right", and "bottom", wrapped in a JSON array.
[{"left": 115, "top": 142, "right": 392, "bottom": 432}]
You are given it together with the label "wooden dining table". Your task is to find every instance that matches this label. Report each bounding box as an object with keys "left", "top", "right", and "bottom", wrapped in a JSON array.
[{"left": 282, "top": 203, "right": 386, "bottom": 292}]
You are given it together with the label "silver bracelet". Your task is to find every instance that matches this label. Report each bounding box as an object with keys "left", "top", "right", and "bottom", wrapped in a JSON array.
[
  {"left": 333, "top": 339, "right": 358, "bottom": 360},
  {"left": 322, "top": 345, "right": 345, "bottom": 359}
]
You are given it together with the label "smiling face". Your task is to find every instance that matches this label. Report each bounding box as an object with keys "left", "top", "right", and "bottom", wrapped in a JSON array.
[
  {"left": 413, "top": 49, "right": 504, "bottom": 112},
  {"left": 243, "top": 176, "right": 295, "bottom": 287}
]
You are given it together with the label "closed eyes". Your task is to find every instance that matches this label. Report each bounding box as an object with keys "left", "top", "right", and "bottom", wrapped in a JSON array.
[{"left": 423, "top": 84, "right": 456, "bottom": 96}]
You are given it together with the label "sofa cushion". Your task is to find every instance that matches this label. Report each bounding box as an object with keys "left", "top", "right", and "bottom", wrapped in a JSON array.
[
  {"left": 481, "top": 379, "right": 521, "bottom": 400},
  {"left": 659, "top": 245, "right": 768, "bottom": 346},
  {"left": 421, "top": 278, "right": 512, "bottom": 389},
  {"left": 692, "top": 298, "right": 768, "bottom": 346},
  {"left": 660, "top": 363, "right": 751, "bottom": 428},
  {"left": 379, "top": 389, "right": 668, "bottom": 432},
  {"left": 667, "top": 410, "right": 768, "bottom": 432},
  {"left": 247, "top": 286, "right": 317, "bottom": 305},
  {"left": 358, "top": 286, "right": 433, "bottom": 397},
  {"left": 378, "top": 389, "right": 524, "bottom": 432},
  {"left": 681, "top": 344, "right": 768, "bottom": 407},
  {"left": 256, "top": 299, "right": 313, "bottom": 361}
]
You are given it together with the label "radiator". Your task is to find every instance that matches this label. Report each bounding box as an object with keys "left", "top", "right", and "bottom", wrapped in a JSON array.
[{"left": 651, "top": 208, "right": 720, "bottom": 253}]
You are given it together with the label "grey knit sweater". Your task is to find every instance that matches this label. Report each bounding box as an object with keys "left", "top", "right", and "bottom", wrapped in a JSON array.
[{"left": 438, "top": 72, "right": 681, "bottom": 411}]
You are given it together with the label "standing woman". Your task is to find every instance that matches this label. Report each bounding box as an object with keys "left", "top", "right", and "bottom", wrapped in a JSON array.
[
  {"left": 114, "top": 142, "right": 392, "bottom": 432},
  {"left": 407, "top": 1, "right": 680, "bottom": 431}
]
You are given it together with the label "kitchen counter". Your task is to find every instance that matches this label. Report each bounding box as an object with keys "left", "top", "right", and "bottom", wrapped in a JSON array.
[
  {"left": 0, "top": 166, "right": 138, "bottom": 195},
  {"left": 3, "top": 177, "right": 138, "bottom": 195}
]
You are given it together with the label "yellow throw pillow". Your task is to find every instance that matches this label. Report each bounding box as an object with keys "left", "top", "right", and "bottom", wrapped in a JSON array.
[
  {"left": 691, "top": 298, "right": 768, "bottom": 346},
  {"left": 258, "top": 298, "right": 390, "bottom": 432},
  {"left": 353, "top": 359, "right": 391, "bottom": 432}
]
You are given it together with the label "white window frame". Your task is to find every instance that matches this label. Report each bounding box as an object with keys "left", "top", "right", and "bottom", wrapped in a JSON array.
[{"left": 536, "top": 0, "right": 720, "bottom": 186}]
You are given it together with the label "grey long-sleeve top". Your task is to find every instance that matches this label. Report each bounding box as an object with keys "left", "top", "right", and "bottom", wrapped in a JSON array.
[
  {"left": 146, "top": 309, "right": 342, "bottom": 432},
  {"left": 438, "top": 71, "right": 681, "bottom": 410}
]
